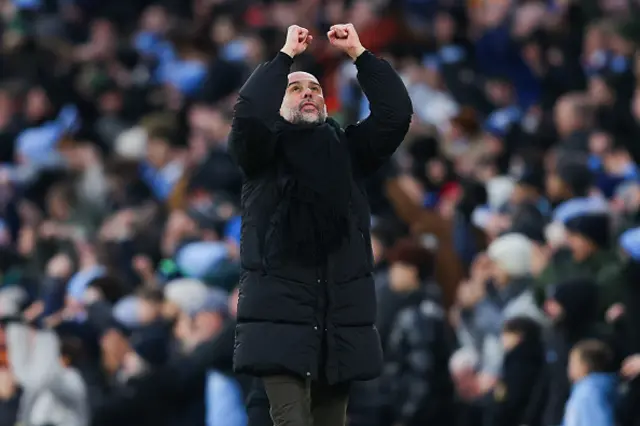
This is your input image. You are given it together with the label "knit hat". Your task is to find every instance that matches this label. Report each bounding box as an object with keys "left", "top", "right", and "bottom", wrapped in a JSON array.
[
  {"left": 164, "top": 278, "right": 209, "bottom": 316},
  {"left": 487, "top": 233, "right": 533, "bottom": 277},
  {"left": 191, "top": 288, "right": 229, "bottom": 317},
  {"left": 564, "top": 213, "right": 610, "bottom": 248}
]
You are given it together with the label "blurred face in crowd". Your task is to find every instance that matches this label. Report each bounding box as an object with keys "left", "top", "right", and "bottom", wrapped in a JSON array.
[
  {"left": 424, "top": 67, "right": 443, "bottom": 90},
  {"left": 0, "top": 368, "right": 16, "bottom": 400},
  {"left": 174, "top": 312, "right": 195, "bottom": 349},
  {"left": 90, "top": 19, "right": 116, "bottom": 58},
  {"left": 98, "top": 90, "right": 123, "bottom": 115},
  {"left": 325, "top": 0, "right": 345, "bottom": 23},
  {"left": 211, "top": 16, "right": 237, "bottom": 46},
  {"left": 490, "top": 261, "right": 510, "bottom": 288},
  {"left": 583, "top": 25, "right": 607, "bottom": 57},
  {"left": 46, "top": 187, "right": 72, "bottom": 220},
  {"left": 348, "top": 0, "right": 375, "bottom": 29},
  {"left": 24, "top": 87, "right": 51, "bottom": 122},
  {"left": 545, "top": 173, "right": 568, "bottom": 202},
  {"left": 544, "top": 298, "right": 564, "bottom": 321},
  {"left": 141, "top": 5, "right": 168, "bottom": 34},
  {"left": 0, "top": 90, "right": 15, "bottom": 128},
  {"left": 566, "top": 231, "right": 597, "bottom": 262},
  {"left": 521, "top": 41, "right": 545, "bottom": 72},
  {"left": 193, "top": 311, "right": 224, "bottom": 342},
  {"left": 190, "top": 105, "right": 230, "bottom": 148},
  {"left": 589, "top": 131, "right": 612, "bottom": 156},
  {"left": 146, "top": 137, "right": 172, "bottom": 169},
  {"left": 434, "top": 11, "right": 456, "bottom": 44},
  {"left": 501, "top": 331, "right": 521, "bottom": 352},
  {"left": 511, "top": 183, "right": 539, "bottom": 205},
  {"left": 568, "top": 348, "right": 588, "bottom": 382},
  {"left": 101, "top": 329, "right": 130, "bottom": 374},
  {"left": 485, "top": 80, "right": 512, "bottom": 107},
  {"left": 281, "top": 72, "right": 327, "bottom": 125},
  {"left": 554, "top": 96, "right": 585, "bottom": 137},
  {"left": 588, "top": 77, "right": 614, "bottom": 105},
  {"left": 138, "top": 299, "right": 162, "bottom": 325},
  {"left": 389, "top": 262, "right": 419, "bottom": 292}
]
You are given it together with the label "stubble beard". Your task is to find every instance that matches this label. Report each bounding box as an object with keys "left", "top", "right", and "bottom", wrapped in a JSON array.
[{"left": 284, "top": 105, "right": 327, "bottom": 125}]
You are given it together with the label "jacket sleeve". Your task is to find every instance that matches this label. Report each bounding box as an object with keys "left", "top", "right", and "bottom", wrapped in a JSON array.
[
  {"left": 228, "top": 52, "right": 294, "bottom": 177},
  {"left": 345, "top": 51, "right": 413, "bottom": 176}
]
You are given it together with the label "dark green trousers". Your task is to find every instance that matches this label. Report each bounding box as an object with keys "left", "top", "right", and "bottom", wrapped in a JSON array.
[{"left": 262, "top": 375, "right": 350, "bottom": 426}]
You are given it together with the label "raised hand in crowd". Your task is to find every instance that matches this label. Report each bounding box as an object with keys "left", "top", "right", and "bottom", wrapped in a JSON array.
[
  {"left": 46, "top": 253, "right": 74, "bottom": 279},
  {"left": 621, "top": 354, "right": 640, "bottom": 380}
]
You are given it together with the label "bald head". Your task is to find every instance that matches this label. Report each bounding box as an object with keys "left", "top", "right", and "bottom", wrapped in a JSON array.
[
  {"left": 281, "top": 71, "right": 327, "bottom": 124},
  {"left": 288, "top": 71, "right": 320, "bottom": 85}
]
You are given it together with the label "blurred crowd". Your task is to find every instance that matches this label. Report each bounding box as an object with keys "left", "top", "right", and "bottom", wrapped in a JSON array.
[{"left": 1, "top": 0, "right": 640, "bottom": 425}]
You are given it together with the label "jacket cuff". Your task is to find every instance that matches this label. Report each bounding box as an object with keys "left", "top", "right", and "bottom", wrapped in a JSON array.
[
  {"left": 276, "top": 51, "right": 295, "bottom": 67},
  {"left": 354, "top": 50, "right": 375, "bottom": 67}
]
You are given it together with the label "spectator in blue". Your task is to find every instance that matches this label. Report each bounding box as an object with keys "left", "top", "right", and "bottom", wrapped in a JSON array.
[{"left": 563, "top": 339, "right": 617, "bottom": 426}]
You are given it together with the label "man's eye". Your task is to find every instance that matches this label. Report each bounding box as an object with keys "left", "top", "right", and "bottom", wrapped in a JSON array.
[{"left": 291, "top": 86, "right": 301, "bottom": 92}]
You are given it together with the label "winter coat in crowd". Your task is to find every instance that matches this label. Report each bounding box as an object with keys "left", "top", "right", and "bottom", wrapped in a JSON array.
[
  {"left": 525, "top": 278, "right": 607, "bottom": 426},
  {"left": 7, "top": 323, "right": 89, "bottom": 426},
  {"left": 91, "top": 320, "right": 246, "bottom": 426},
  {"left": 380, "top": 284, "right": 455, "bottom": 426},
  {"left": 535, "top": 248, "right": 625, "bottom": 312},
  {"left": 562, "top": 373, "right": 617, "bottom": 426},
  {"left": 485, "top": 319, "right": 545, "bottom": 426},
  {"left": 230, "top": 50, "right": 412, "bottom": 384},
  {"left": 457, "top": 277, "right": 547, "bottom": 376},
  {"left": 616, "top": 260, "right": 640, "bottom": 426}
]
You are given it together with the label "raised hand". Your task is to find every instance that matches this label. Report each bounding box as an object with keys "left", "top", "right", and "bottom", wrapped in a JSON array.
[
  {"left": 327, "top": 23, "right": 365, "bottom": 60},
  {"left": 281, "top": 25, "right": 313, "bottom": 58}
]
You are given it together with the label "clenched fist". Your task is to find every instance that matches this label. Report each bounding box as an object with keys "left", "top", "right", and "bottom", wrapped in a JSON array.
[
  {"left": 281, "top": 25, "right": 313, "bottom": 58},
  {"left": 327, "top": 23, "right": 365, "bottom": 60}
]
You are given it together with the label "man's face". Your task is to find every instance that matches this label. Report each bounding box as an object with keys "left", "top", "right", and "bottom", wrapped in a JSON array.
[
  {"left": 280, "top": 72, "right": 327, "bottom": 125},
  {"left": 545, "top": 173, "right": 566, "bottom": 201},
  {"left": 566, "top": 232, "right": 595, "bottom": 262},
  {"left": 146, "top": 138, "right": 171, "bottom": 168}
]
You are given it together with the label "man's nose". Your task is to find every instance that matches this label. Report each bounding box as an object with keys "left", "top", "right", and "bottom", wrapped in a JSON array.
[{"left": 302, "top": 88, "right": 313, "bottom": 98}]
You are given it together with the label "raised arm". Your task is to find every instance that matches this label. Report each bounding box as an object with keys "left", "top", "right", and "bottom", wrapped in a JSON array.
[
  {"left": 228, "top": 25, "right": 311, "bottom": 177},
  {"left": 327, "top": 24, "right": 413, "bottom": 176}
]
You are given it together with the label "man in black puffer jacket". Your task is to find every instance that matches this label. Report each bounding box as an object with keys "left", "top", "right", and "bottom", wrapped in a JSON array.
[{"left": 229, "top": 23, "right": 412, "bottom": 426}]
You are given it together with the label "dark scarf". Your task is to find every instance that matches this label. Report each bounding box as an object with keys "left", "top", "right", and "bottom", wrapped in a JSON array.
[{"left": 274, "top": 117, "right": 352, "bottom": 265}]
